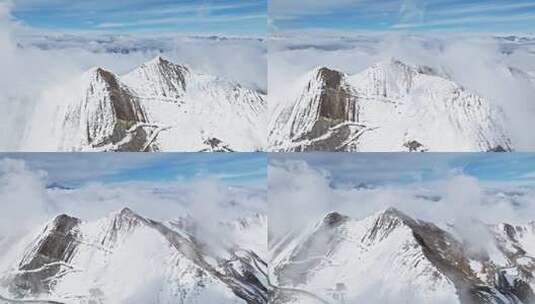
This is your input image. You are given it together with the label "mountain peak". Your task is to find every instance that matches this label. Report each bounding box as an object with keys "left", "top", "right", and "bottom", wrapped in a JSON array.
[
  {"left": 311, "top": 66, "right": 344, "bottom": 87},
  {"left": 147, "top": 55, "right": 171, "bottom": 66},
  {"left": 375, "top": 57, "right": 411, "bottom": 68},
  {"left": 371, "top": 207, "right": 419, "bottom": 229},
  {"left": 321, "top": 211, "right": 349, "bottom": 227},
  {"left": 381, "top": 207, "right": 409, "bottom": 218},
  {"left": 82, "top": 66, "right": 123, "bottom": 91},
  {"left": 143, "top": 55, "right": 189, "bottom": 73},
  {"left": 122, "top": 56, "right": 190, "bottom": 101},
  {"left": 114, "top": 207, "right": 145, "bottom": 222},
  {"left": 370, "top": 58, "right": 418, "bottom": 76},
  {"left": 84, "top": 66, "right": 115, "bottom": 79},
  {"left": 119, "top": 207, "right": 136, "bottom": 216},
  {"left": 51, "top": 213, "right": 81, "bottom": 231}
]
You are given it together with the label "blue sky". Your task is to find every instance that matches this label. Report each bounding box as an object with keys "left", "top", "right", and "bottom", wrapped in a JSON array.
[
  {"left": 270, "top": 0, "right": 535, "bottom": 33},
  {"left": 10, "top": 0, "right": 267, "bottom": 35},
  {"left": 1, "top": 153, "right": 266, "bottom": 187},
  {"left": 269, "top": 153, "right": 535, "bottom": 185}
]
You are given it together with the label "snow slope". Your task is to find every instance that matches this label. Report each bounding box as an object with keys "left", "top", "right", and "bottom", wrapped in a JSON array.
[
  {"left": 269, "top": 59, "right": 512, "bottom": 152},
  {"left": 21, "top": 57, "right": 267, "bottom": 152},
  {"left": 270, "top": 208, "right": 535, "bottom": 304},
  {"left": 0, "top": 208, "right": 268, "bottom": 304}
]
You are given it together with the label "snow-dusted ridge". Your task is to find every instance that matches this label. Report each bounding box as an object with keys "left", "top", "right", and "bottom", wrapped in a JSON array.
[
  {"left": 269, "top": 58, "right": 513, "bottom": 152},
  {"left": 270, "top": 208, "right": 535, "bottom": 304},
  {"left": 0, "top": 208, "right": 268, "bottom": 303},
  {"left": 21, "top": 56, "right": 267, "bottom": 152}
]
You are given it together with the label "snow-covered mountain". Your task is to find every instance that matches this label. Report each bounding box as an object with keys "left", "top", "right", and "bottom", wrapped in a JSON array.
[
  {"left": 270, "top": 208, "right": 535, "bottom": 304},
  {"left": 269, "top": 59, "right": 513, "bottom": 152},
  {"left": 0, "top": 208, "right": 268, "bottom": 303},
  {"left": 21, "top": 57, "right": 267, "bottom": 152}
]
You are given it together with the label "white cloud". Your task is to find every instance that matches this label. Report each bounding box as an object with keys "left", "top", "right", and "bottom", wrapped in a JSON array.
[
  {"left": 268, "top": 158, "right": 535, "bottom": 241},
  {"left": 0, "top": 158, "right": 266, "bottom": 256}
]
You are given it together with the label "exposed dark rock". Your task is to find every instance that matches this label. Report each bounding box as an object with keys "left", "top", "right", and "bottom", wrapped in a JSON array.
[
  {"left": 81, "top": 68, "right": 152, "bottom": 151},
  {"left": 404, "top": 140, "right": 427, "bottom": 152},
  {"left": 200, "top": 137, "right": 234, "bottom": 152},
  {"left": 293, "top": 67, "right": 358, "bottom": 150},
  {"left": 322, "top": 212, "right": 348, "bottom": 227},
  {"left": 10, "top": 215, "right": 81, "bottom": 296},
  {"left": 488, "top": 145, "right": 509, "bottom": 152}
]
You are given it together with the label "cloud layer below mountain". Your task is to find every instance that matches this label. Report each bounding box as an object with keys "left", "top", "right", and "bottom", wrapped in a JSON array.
[
  {"left": 268, "top": 156, "right": 535, "bottom": 241},
  {"left": 0, "top": 158, "right": 266, "bottom": 256}
]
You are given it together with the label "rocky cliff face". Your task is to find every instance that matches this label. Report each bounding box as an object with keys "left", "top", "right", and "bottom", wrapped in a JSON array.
[
  {"left": 9, "top": 215, "right": 81, "bottom": 297},
  {"left": 269, "top": 59, "right": 513, "bottom": 152}
]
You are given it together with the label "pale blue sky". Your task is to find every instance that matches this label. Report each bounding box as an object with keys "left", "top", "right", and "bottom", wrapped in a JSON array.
[
  {"left": 269, "top": 153, "right": 535, "bottom": 185},
  {"left": 10, "top": 0, "right": 267, "bottom": 35},
  {"left": 270, "top": 0, "right": 535, "bottom": 33},
  {"left": 1, "top": 153, "right": 266, "bottom": 187}
]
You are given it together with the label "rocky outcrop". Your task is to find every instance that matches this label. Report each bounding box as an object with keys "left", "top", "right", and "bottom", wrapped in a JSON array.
[
  {"left": 61, "top": 67, "right": 152, "bottom": 151},
  {"left": 10, "top": 215, "right": 80, "bottom": 296}
]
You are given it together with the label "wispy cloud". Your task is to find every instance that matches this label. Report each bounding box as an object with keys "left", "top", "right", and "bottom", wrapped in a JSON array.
[
  {"left": 0, "top": 153, "right": 266, "bottom": 187},
  {"left": 95, "top": 13, "right": 267, "bottom": 29},
  {"left": 11, "top": 0, "right": 267, "bottom": 35},
  {"left": 270, "top": 0, "right": 535, "bottom": 32},
  {"left": 393, "top": 12, "right": 535, "bottom": 29},
  {"left": 269, "top": 153, "right": 535, "bottom": 185}
]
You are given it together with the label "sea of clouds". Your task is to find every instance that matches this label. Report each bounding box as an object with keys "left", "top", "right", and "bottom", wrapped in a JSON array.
[
  {"left": 268, "top": 154, "right": 535, "bottom": 242},
  {"left": 0, "top": 157, "right": 266, "bottom": 257}
]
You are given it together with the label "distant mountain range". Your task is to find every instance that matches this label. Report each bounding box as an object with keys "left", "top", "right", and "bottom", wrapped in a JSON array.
[
  {"left": 269, "top": 59, "right": 513, "bottom": 152},
  {"left": 21, "top": 57, "right": 267, "bottom": 152},
  {"left": 270, "top": 208, "right": 535, "bottom": 304}
]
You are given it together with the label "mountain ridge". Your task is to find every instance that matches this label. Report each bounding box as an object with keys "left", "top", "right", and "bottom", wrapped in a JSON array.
[
  {"left": 0, "top": 208, "right": 268, "bottom": 304},
  {"left": 21, "top": 56, "right": 267, "bottom": 152},
  {"left": 269, "top": 58, "right": 513, "bottom": 152},
  {"left": 270, "top": 208, "right": 535, "bottom": 304}
]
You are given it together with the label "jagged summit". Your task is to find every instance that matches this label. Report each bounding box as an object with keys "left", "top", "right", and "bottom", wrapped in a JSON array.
[
  {"left": 147, "top": 55, "right": 168, "bottom": 65},
  {"left": 51, "top": 213, "right": 80, "bottom": 227},
  {"left": 377, "top": 206, "right": 413, "bottom": 221},
  {"left": 108, "top": 207, "right": 148, "bottom": 225},
  {"left": 140, "top": 55, "right": 189, "bottom": 72},
  {"left": 320, "top": 211, "right": 349, "bottom": 227},
  {"left": 116, "top": 207, "right": 139, "bottom": 217},
  {"left": 311, "top": 66, "right": 345, "bottom": 83}
]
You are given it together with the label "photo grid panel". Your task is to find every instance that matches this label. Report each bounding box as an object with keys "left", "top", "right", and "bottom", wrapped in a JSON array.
[
  {"left": 0, "top": 153, "right": 268, "bottom": 303},
  {"left": 1, "top": 0, "right": 535, "bottom": 303},
  {"left": 268, "top": 153, "right": 535, "bottom": 304}
]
